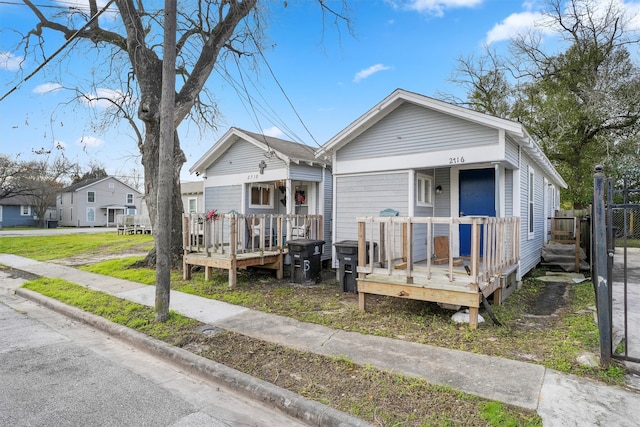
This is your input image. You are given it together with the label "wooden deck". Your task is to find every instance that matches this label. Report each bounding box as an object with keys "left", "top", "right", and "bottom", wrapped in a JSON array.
[
  {"left": 355, "top": 216, "right": 520, "bottom": 328},
  {"left": 182, "top": 213, "right": 322, "bottom": 287}
]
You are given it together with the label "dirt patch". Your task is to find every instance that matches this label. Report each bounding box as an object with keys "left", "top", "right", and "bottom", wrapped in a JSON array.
[
  {"left": 525, "top": 281, "right": 569, "bottom": 316},
  {"left": 181, "top": 330, "right": 538, "bottom": 426}
]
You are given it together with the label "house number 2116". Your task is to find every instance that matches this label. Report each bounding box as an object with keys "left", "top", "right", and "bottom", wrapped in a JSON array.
[{"left": 449, "top": 156, "right": 465, "bottom": 164}]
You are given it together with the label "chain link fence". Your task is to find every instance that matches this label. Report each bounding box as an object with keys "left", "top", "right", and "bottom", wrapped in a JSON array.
[{"left": 610, "top": 207, "right": 640, "bottom": 239}]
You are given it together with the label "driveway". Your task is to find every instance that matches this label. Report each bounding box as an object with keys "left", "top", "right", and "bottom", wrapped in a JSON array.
[{"left": 611, "top": 246, "right": 640, "bottom": 365}]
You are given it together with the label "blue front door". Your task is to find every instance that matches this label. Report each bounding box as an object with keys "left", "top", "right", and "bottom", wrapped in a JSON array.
[{"left": 459, "top": 169, "right": 495, "bottom": 256}]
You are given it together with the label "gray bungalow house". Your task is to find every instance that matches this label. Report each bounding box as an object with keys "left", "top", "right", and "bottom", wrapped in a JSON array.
[
  {"left": 58, "top": 176, "right": 143, "bottom": 227},
  {"left": 189, "top": 127, "right": 333, "bottom": 259},
  {"left": 315, "top": 89, "right": 567, "bottom": 283}
]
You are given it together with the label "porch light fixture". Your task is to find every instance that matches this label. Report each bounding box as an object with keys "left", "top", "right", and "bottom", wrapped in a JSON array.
[
  {"left": 435, "top": 185, "right": 442, "bottom": 194},
  {"left": 259, "top": 160, "right": 267, "bottom": 174}
]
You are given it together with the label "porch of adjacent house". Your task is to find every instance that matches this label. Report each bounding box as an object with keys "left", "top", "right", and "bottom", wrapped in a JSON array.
[
  {"left": 182, "top": 213, "right": 323, "bottom": 287},
  {"left": 355, "top": 215, "right": 520, "bottom": 329}
]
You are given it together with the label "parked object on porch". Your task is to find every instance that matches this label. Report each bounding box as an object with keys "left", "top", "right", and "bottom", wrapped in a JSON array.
[
  {"left": 288, "top": 239, "right": 325, "bottom": 285},
  {"left": 433, "top": 236, "right": 464, "bottom": 266}
]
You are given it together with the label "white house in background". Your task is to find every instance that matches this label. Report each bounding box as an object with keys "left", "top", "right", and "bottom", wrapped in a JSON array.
[
  {"left": 315, "top": 88, "right": 567, "bottom": 281},
  {"left": 58, "top": 176, "right": 144, "bottom": 227},
  {"left": 189, "top": 127, "right": 333, "bottom": 260},
  {"left": 181, "top": 180, "right": 204, "bottom": 215}
]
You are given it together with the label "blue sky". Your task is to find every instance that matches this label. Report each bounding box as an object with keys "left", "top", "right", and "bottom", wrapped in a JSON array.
[{"left": 1, "top": 0, "right": 639, "bottom": 183}]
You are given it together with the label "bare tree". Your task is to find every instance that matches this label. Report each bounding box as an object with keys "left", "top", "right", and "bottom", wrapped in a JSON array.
[
  {"left": 22, "top": 156, "right": 78, "bottom": 227},
  {"left": 0, "top": 155, "right": 32, "bottom": 201},
  {"left": 12, "top": 0, "right": 350, "bottom": 319},
  {"left": 444, "top": 0, "right": 640, "bottom": 207}
]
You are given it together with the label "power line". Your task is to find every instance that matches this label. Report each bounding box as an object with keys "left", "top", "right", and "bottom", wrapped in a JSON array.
[
  {"left": 249, "top": 32, "right": 321, "bottom": 147},
  {"left": 0, "top": 0, "right": 116, "bottom": 103}
]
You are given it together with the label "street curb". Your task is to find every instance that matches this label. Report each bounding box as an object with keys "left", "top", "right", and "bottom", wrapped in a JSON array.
[{"left": 15, "top": 288, "right": 371, "bottom": 427}]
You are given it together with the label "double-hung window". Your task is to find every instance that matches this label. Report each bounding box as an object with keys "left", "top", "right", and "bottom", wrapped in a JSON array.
[
  {"left": 88, "top": 191, "right": 95, "bottom": 203},
  {"left": 416, "top": 174, "right": 433, "bottom": 207},
  {"left": 249, "top": 184, "right": 273, "bottom": 209}
]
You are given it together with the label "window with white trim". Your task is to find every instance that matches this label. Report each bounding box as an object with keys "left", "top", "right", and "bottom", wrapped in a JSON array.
[
  {"left": 88, "top": 191, "right": 95, "bottom": 203},
  {"left": 59, "top": 209, "right": 63, "bottom": 221},
  {"left": 20, "top": 205, "right": 31, "bottom": 216},
  {"left": 188, "top": 197, "right": 197, "bottom": 214},
  {"left": 87, "top": 207, "right": 96, "bottom": 223},
  {"left": 126, "top": 193, "right": 134, "bottom": 204},
  {"left": 249, "top": 184, "right": 273, "bottom": 209},
  {"left": 528, "top": 168, "right": 535, "bottom": 238},
  {"left": 70, "top": 207, "right": 73, "bottom": 222},
  {"left": 416, "top": 174, "right": 433, "bottom": 207}
]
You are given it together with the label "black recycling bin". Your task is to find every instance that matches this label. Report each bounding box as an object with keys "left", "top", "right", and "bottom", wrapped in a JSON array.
[
  {"left": 287, "top": 239, "right": 325, "bottom": 284},
  {"left": 334, "top": 240, "right": 377, "bottom": 293}
]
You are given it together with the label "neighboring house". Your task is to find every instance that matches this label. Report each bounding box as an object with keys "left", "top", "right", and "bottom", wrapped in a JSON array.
[
  {"left": 0, "top": 195, "right": 56, "bottom": 228},
  {"left": 189, "top": 127, "right": 333, "bottom": 259},
  {"left": 315, "top": 88, "right": 567, "bottom": 281},
  {"left": 58, "top": 176, "right": 144, "bottom": 227},
  {"left": 181, "top": 180, "right": 204, "bottom": 215}
]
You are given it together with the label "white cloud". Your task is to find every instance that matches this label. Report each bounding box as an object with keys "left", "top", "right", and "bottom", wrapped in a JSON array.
[
  {"left": 485, "top": 11, "right": 547, "bottom": 44},
  {"left": 81, "top": 88, "right": 131, "bottom": 109},
  {"left": 76, "top": 136, "right": 104, "bottom": 148},
  {"left": 388, "top": 0, "right": 484, "bottom": 17},
  {"left": 33, "top": 83, "right": 63, "bottom": 94},
  {"left": 262, "top": 126, "right": 284, "bottom": 138},
  {"left": 486, "top": 0, "right": 640, "bottom": 44},
  {"left": 0, "top": 51, "right": 22, "bottom": 71},
  {"left": 353, "top": 64, "right": 392, "bottom": 83}
]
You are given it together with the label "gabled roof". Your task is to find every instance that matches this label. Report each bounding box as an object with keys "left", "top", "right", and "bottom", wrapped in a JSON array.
[
  {"left": 0, "top": 195, "right": 30, "bottom": 206},
  {"left": 180, "top": 181, "right": 203, "bottom": 195},
  {"left": 316, "top": 88, "right": 567, "bottom": 188},
  {"left": 189, "top": 127, "right": 327, "bottom": 176},
  {"left": 61, "top": 176, "right": 142, "bottom": 194}
]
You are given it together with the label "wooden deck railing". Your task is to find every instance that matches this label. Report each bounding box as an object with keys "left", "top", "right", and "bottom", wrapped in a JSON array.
[
  {"left": 183, "top": 213, "right": 323, "bottom": 256},
  {"left": 356, "top": 216, "right": 520, "bottom": 290}
]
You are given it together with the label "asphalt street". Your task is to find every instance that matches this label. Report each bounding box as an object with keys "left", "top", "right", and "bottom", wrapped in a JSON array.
[{"left": 0, "top": 271, "right": 307, "bottom": 427}]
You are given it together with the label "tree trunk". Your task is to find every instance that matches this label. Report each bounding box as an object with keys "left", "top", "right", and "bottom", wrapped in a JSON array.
[{"left": 155, "top": 0, "right": 177, "bottom": 322}]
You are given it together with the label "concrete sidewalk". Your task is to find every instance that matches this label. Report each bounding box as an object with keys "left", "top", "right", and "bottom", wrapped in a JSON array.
[{"left": 2, "top": 253, "right": 639, "bottom": 426}]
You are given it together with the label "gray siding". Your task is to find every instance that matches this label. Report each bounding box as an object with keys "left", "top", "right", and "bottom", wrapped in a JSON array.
[
  {"left": 290, "top": 164, "right": 322, "bottom": 181},
  {"left": 433, "top": 167, "right": 451, "bottom": 235},
  {"left": 322, "top": 169, "right": 333, "bottom": 261},
  {"left": 505, "top": 169, "right": 513, "bottom": 216},
  {"left": 205, "top": 185, "right": 242, "bottom": 214},
  {"left": 337, "top": 103, "right": 499, "bottom": 162},
  {"left": 505, "top": 136, "right": 519, "bottom": 166},
  {"left": 519, "top": 160, "right": 545, "bottom": 276},
  {"left": 335, "top": 172, "right": 409, "bottom": 243},
  {"left": 207, "top": 139, "right": 286, "bottom": 176}
]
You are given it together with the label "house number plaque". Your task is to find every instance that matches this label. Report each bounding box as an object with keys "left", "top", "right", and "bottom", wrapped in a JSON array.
[{"left": 449, "top": 156, "right": 465, "bottom": 164}]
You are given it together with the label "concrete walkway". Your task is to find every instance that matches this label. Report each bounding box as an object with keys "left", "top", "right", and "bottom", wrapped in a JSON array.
[{"left": 1, "top": 253, "right": 639, "bottom": 426}]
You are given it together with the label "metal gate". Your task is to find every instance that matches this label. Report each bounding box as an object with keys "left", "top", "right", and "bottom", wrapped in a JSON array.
[{"left": 593, "top": 167, "right": 640, "bottom": 366}]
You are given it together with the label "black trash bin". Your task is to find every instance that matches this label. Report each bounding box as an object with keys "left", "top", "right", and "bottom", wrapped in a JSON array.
[
  {"left": 334, "top": 240, "right": 377, "bottom": 293},
  {"left": 47, "top": 220, "right": 58, "bottom": 229},
  {"left": 287, "top": 239, "right": 325, "bottom": 284}
]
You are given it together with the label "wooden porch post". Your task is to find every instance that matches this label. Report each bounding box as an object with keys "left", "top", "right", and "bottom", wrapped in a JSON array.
[
  {"left": 229, "top": 215, "right": 237, "bottom": 288},
  {"left": 358, "top": 220, "right": 368, "bottom": 311}
]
